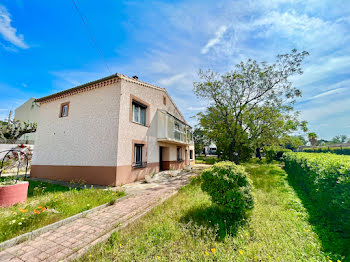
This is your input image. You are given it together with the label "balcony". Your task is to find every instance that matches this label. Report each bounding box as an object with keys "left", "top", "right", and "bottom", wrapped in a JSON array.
[{"left": 157, "top": 110, "right": 193, "bottom": 145}]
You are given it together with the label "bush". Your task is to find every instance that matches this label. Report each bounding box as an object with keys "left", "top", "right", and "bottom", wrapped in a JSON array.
[
  {"left": 303, "top": 146, "right": 350, "bottom": 155},
  {"left": 264, "top": 146, "right": 291, "bottom": 162},
  {"left": 201, "top": 161, "right": 254, "bottom": 216},
  {"left": 283, "top": 152, "right": 350, "bottom": 240}
]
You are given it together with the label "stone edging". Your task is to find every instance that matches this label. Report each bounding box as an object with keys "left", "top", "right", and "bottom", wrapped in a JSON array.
[
  {"left": 0, "top": 195, "right": 128, "bottom": 252},
  {"left": 63, "top": 190, "right": 179, "bottom": 261}
]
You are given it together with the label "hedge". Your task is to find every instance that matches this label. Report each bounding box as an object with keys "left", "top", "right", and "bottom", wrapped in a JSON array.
[
  {"left": 283, "top": 152, "right": 350, "bottom": 239},
  {"left": 264, "top": 146, "right": 291, "bottom": 162},
  {"left": 303, "top": 146, "right": 350, "bottom": 155}
]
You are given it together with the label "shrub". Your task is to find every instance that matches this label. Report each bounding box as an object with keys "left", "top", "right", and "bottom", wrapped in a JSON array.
[
  {"left": 283, "top": 152, "right": 350, "bottom": 240},
  {"left": 201, "top": 161, "right": 254, "bottom": 216},
  {"left": 303, "top": 146, "right": 350, "bottom": 156},
  {"left": 264, "top": 146, "right": 291, "bottom": 162}
]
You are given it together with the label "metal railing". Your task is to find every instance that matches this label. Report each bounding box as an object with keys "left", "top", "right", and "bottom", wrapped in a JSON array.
[{"left": 0, "top": 149, "right": 31, "bottom": 183}]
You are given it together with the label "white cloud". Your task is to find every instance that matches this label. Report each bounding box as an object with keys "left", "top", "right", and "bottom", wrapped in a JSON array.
[
  {"left": 187, "top": 106, "right": 206, "bottom": 111},
  {"left": 310, "top": 87, "right": 347, "bottom": 100},
  {"left": 201, "top": 25, "right": 227, "bottom": 54},
  {"left": 158, "top": 73, "right": 187, "bottom": 86},
  {"left": 0, "top": 4, "right": 28, "bottom": 49}
]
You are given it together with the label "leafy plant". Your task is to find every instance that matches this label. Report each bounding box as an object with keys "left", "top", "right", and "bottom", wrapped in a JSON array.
[
  {"left": 193, "top": 49, "right": 309, "bottom": 163},
  {"left": 283, "top": 152, "right": 350, "bottom": 248},
  {"left": 264, "top": 146, "right": 291, "bottom": 162},
  {"left": 201, "top": 161, "right": 254, "bottom": 216}
]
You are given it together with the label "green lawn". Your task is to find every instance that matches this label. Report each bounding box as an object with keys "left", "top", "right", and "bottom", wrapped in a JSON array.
[
  {"left": 0, "top": 179, "right": 124, "bottom": 243},
  {"left": 77, "top": 162, "right": 337, "bottom": 262}
]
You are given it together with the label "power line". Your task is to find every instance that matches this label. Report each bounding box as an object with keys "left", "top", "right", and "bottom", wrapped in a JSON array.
[{"left": 71, "top": 0, "right": 112, "bottom": 74}]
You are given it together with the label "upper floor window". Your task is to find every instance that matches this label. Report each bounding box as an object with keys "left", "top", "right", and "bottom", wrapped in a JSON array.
[
  {"left": 60, "top": 102, "right": 69, "bottom": 118},
  {"left": 132, "top": 101, "right": 147, "bottom": 126},
  {"left": 163, "top": 96, "right": 166, "bottom": 105}
]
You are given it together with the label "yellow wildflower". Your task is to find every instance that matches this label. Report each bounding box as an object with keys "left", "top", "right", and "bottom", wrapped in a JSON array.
[
  {"left": 239, "top": 250, "right": 244, "bottom": 255},
  {"left": 211, "top": 248, "right": 216, "bottom": 253},
  {"left": 205, "top": 251, "right": 209, "bottom": 256}
]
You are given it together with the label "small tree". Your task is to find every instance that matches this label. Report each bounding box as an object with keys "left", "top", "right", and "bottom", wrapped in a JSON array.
[
  {"left": 308, "top": 132, "right": 318, "bottom": 146},
  {"left": 0, "top": 120, "right": 37, "bottom": 143}
]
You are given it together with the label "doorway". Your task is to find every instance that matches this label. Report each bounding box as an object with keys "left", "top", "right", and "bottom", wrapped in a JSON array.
[{"left": 159, "top": 146, "right": 164, "bottom": 171}]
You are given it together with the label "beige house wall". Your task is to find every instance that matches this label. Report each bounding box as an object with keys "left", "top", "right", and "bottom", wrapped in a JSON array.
[
  {"left": 14, "top": 98, "right": 40, "bottom": 141},
  {"left": 31, "top": 75, "right": 194, "bottom": 186},
  {"left": 32, "top": 81, "right": 121, "bottom": 167}
]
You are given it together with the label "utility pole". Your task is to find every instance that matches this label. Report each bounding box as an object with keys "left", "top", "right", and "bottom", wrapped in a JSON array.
[{"left": 7, "top": 110, "right": 12, "bottom": 127}]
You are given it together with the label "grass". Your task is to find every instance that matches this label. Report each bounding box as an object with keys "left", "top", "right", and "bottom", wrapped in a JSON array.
[
  {"left": 76, "top": 161, "right": 335, "bottom": 262},
  {"left": 0, "top": 179, "right": 124, "bottom": 243}
]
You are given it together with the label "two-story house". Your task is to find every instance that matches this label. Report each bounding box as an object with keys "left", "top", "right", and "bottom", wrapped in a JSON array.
[{"left": 31, "top": 73, "right": 195, "bottom": 186}]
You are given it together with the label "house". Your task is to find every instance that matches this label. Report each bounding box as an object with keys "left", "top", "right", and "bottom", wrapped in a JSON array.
[
  {"left": 204, "top": 142, "right": 217, "bottom": 155},
  {"left": 14, "top": 98, "right": 39, "bottom": 143},
  {"left": 31, "top": 73, "right": 195, "bottom": 186}
]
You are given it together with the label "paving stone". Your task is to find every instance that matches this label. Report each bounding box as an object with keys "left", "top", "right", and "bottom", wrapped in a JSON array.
[{"left": 0, "top": 171, "right": 195, "bottom": 262}]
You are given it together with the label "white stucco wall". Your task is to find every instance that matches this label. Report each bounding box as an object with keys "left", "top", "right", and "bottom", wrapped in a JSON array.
[
  {"left": 116, "top": 78, "right": 187, "bottom": 166},
  {"left": 14, "top": 98, "right": 40, "bottom": 141},
  {"left": 32, "top": 82, "right": 121, "bottom": 166}
]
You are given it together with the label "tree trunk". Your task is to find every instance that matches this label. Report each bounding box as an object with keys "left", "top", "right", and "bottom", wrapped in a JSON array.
[{"left": 256, "top": 147, "right": 262, "bottom": 160}]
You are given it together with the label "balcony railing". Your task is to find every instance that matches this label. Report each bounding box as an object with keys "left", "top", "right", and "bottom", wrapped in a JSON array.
[{"left": 157, "top": 110, "right": 193, "bottom": 145}]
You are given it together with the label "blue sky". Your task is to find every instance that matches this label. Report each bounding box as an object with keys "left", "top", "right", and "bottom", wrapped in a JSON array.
[{"left": 0, "top": 0, "right": 350, "bottom": 139}]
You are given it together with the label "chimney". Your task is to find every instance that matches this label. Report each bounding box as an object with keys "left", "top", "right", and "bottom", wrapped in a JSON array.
[{"left": 132, "top": 75, "right": 138, "bottom": 80}]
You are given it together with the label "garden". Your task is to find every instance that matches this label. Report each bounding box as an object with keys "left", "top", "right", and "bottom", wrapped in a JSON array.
[
  {"left": 76, "top": 157, "right": 347, "bottom": 262},
  {"left": 0, "top": 145, "right": 124, "bottom": 243}
]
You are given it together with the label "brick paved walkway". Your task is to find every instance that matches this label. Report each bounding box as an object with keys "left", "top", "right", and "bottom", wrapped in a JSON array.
[{"left": 0, "top": 171, "right": 195, "bottom": 262}]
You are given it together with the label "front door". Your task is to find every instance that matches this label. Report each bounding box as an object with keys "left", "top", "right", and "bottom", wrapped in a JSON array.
[{"left": 159, "top": 146, "right": 164, "bottom": 171}]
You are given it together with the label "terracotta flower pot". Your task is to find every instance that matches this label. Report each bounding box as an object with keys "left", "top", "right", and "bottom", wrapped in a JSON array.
[{"left": 0, "top": 181, "right": 29, "bottom": 207}]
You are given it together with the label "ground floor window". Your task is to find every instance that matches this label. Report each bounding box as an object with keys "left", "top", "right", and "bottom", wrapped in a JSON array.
[
  {"left": 177, "top": 147, "right": 182, "bottom": 162},
  {"left": 190, "top": 150, "right": 193, "bottom": 160},
  {"left": 134, "top": 144, "right": 144, "bottom": 167}
]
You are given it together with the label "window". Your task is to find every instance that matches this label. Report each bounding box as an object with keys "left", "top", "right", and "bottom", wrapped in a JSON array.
[
  {"left": 163, "top": 96, "right": 166, "bottom": 105},
  {"left": 190, "top": 150, "right": 193, "bottom": 160},
  {"left": 60, "top": 102, "right": 69, "bottom": 117},
  {"left": 134, "top": 144, "right": 144, "bottom": 167},
  {"left": 177, "top": 147, "right": 182, "bottom": 162},
  {"left": 132, "top": 101, "right": 147, "bottom": 126}
]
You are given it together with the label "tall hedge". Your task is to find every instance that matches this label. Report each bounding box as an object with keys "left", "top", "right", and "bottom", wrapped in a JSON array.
[
  {"left": 201, "top": 161, "right": 254, "bottom": 216},
  {"left": 303, "top": 146, "right": 350, "bottom": 155},
  {"left": 264, "top": 146, "right": 291, "bottom": 162},
  {"left": 283, "top": 152, "right": 350, "bottom": 238}
]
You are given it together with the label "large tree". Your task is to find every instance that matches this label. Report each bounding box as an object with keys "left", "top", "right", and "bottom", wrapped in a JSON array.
[{"left": 194, "top": 49, "right": 308, "bottom": 163}]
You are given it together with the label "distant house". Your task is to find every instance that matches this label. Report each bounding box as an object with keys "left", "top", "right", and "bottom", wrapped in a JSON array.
[
  {"left": 31, "top": 73, "right": 195, "bottom": 186},
  {"left": 204, "top": 142, "right": 217, "bottom": 155},
  {"left": 14, "top": 98, "right": 39, "bottom": 143}
]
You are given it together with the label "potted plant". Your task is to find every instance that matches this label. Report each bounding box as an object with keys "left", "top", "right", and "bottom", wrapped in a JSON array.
[{"left": 0, "top": 144, "right": 32, "bottom": 207}]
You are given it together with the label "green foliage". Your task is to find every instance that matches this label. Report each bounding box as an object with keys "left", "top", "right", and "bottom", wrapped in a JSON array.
[
  {"left": 264, "top": 146, "right": 291, "bottom": 162},
  {"left": 308, "top": 132, "right": 318, "bottom": 146},
  {"left": 283, "top": 152, "right": 350, "bottom": 253},
  {"left": 195, "top": 156, "right": 220, "bottom": 165},
  {"left": 280, "top": 135, "right": 304, "bottom": 150},
  {"left": 194, "top": 49, "right": 308, "bottom": 163},
  {"left": 201, "top": 162, "right": 254, "bottom": 216},
  {"left": 76, "top": 163, "right": 332, "bottom": 262},
  {"left": 193, "top": 128, "right": 210, "bottom": 155},
  {"left": 0, "top": 180, "right": 124, "bottom": 242},
  {"left": 303, "top": 146, "right": 350, "bottom": 155}
]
